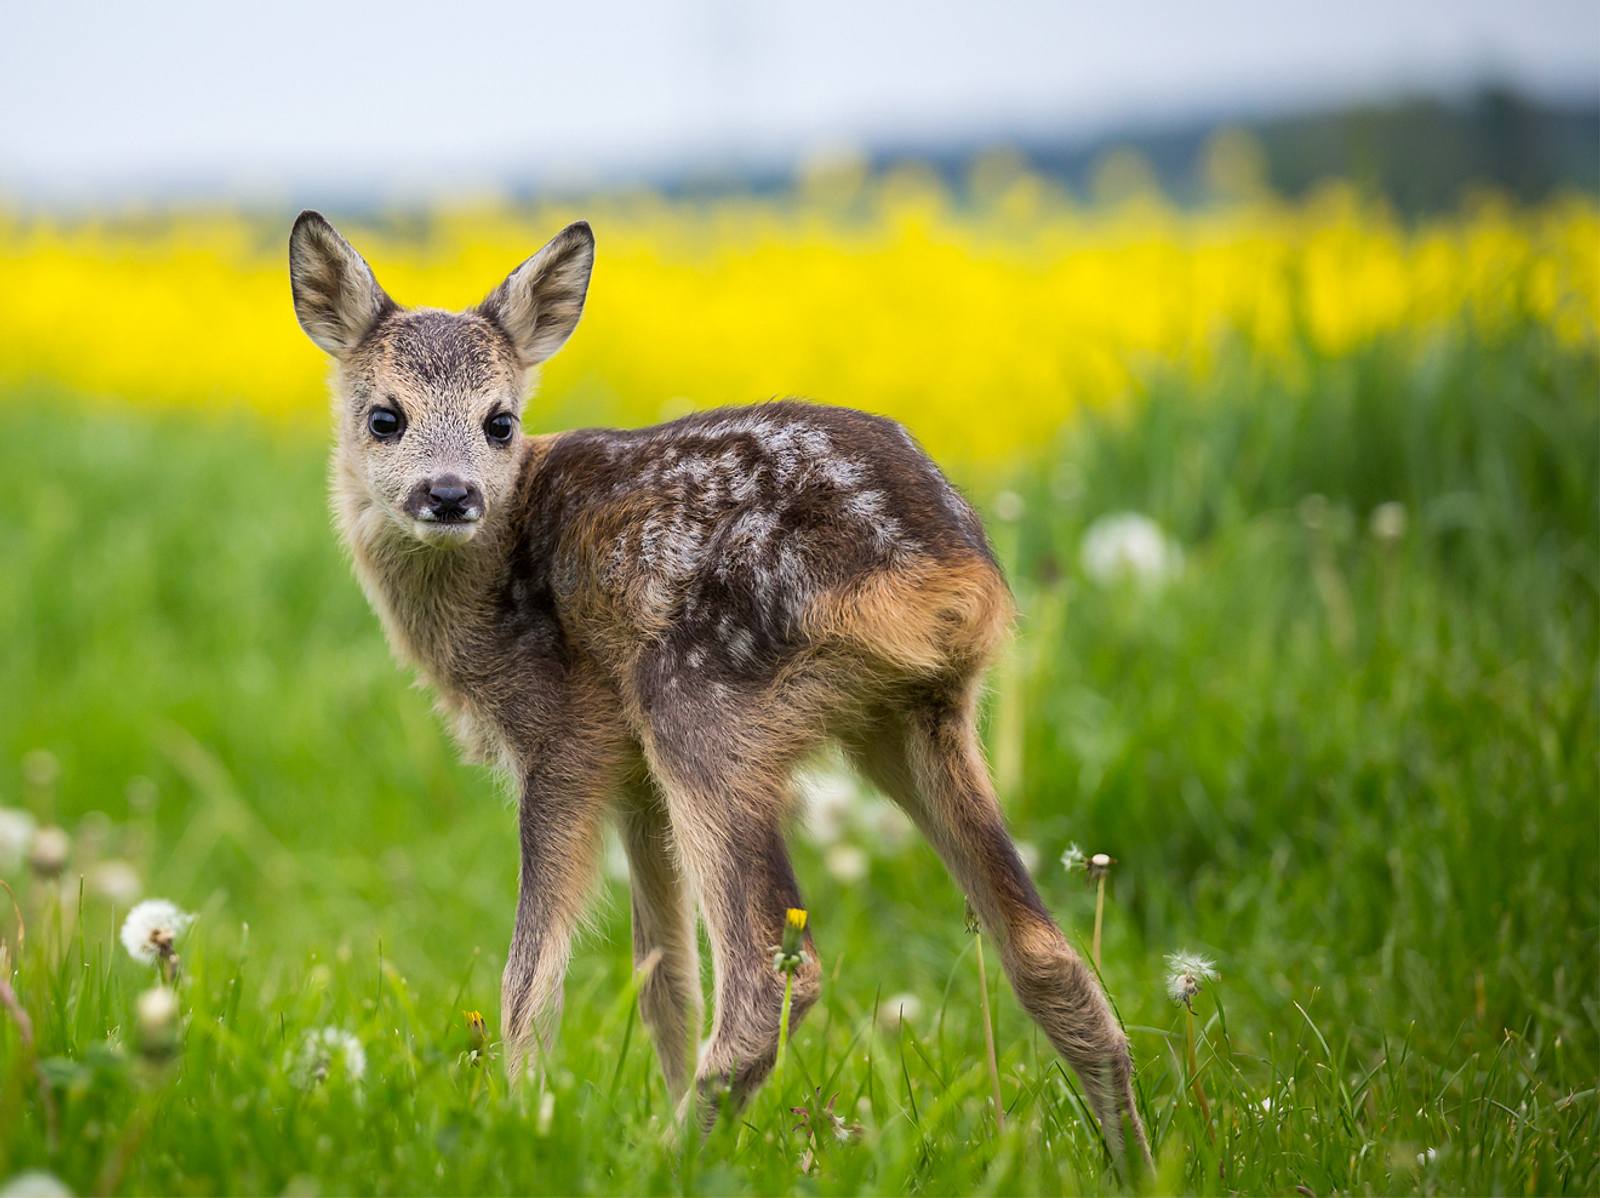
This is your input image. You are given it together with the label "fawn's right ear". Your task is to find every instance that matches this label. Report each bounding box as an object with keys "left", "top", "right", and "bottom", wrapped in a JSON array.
[{"left": 288, "top": 211, "right": 393, "bottom": 356}]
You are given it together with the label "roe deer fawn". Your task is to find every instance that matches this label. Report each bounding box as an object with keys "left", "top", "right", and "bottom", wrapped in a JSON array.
[{"left": 288, "top": 210, "right": 1150, "bottom": 1164}]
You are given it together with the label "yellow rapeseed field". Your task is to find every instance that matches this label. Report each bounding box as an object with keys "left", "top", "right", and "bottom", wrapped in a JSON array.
[{"left": 3, "top": 166, "right": 1596, "bottom": 465}]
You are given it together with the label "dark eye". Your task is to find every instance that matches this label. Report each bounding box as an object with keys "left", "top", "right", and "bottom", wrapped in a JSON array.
[
  {"left": 367, "top": 406, "right": 404, "bottom": 439},
  {"left": 484, "top": 412, "right": 516, "bottom": 444}
]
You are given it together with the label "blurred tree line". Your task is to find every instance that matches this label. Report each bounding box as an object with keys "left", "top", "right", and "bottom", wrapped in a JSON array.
[{"left": 653, "top": 86, "right": 1597, "bottom": 216}]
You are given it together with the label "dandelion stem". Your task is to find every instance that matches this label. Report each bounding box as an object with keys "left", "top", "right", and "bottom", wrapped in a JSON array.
[
  {"left": 1092, "top": 873, "right": 1106, "bottom": 970},
  {"left": 974, "top": 928, "right": 1006, "bottom": 1133},
  {"left": 776, "top": 970, "right": 795, "bottom": 1081},
  {"left": 1184, "top": 1002, "right": 1213, "bottom": 1135}
]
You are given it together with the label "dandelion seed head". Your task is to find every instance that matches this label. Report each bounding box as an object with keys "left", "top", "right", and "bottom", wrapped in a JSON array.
[
  {"left": 135, "top": 985, "right": 181, "bottom": 1058},
  {"left": 1014, "top": 840, "right": 1040, "bottom": 874},
  {"left": 119, "top": 899, "right": 194, "bottom": 965},
  {"left": 20, "top": 750, "right": 59, "bottom": 792},
  {"left": 1060, "top": 843, "right": 1085, "bottom": 873},
  {"left": 0, "top": 1170, "right": 73, "bottom": 1198},
  {"left": 824, "top": 843, "right": 869, "bottom": 883},
  {"left": 27, "top": 825, "right": 70, "bottom": 878},
  {"left": 1081, "top": 512, "right": 1182, "bottom": 586},
  {"left": 87, "top": 859, "right": 143, "bottom": 907},
  {"left": 1371, "top": 501, "right": 1408, "bottom": 543},
  {"left": 536, "top": 1090, "right": 556, "bottom": 1136},
  {"left": 877, "top": 991, "right": 924, "bottom": 1031},
  {"left": 993, "top": 490, "right": 1025, "bottom": 522},
  {"left": 1165, "top": 950, "right": 1218, "bottom": 1006},
  {"left": 797, "top": 765, "right": 860, "bottom": 846},
  {"left": 0, "top": 808, "right": 37, "bottom": 874},
  {"left": 1086, "top": 851, "right": 1116, "bottom": 880},
  {"left": 291, "top": 1027, "right": 366, "bottom": 1088}
]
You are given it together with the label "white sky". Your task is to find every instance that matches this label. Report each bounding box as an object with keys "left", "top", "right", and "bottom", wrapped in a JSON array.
[{"left": 3, "top": 0, "right": 1596, "bottom": 200}]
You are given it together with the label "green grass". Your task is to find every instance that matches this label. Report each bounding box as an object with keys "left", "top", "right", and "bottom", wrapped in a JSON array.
[{"left": 0, "top": 321, "right": 1596, "bottom": 1195}]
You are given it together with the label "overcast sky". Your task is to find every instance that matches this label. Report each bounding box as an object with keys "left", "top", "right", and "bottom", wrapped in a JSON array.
[{"left": 3, "top": 0, "right": 1596, "bottom": 200}]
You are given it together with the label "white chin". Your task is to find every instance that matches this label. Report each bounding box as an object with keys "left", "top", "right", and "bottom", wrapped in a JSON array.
[{"left": 410, "top": 519, "right": 481, "bottom": 546}]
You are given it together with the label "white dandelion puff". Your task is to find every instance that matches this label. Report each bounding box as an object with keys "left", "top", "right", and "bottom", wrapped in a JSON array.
[
  {"left": 291, "top": 1027, "right": 367, "bottom": 1088},
  {"left": 119, "top": 899, "right": 194, "bottom": 966},
  {"left": 1370, "top": 501, "right": 1408, "bottom": 543},
  {"left": 536, "top": 1089, "right": 556, "bottom": 1136},
  {"left": 1060, "top": 842, "right": 1086, "bottom": 873},
  {"left": 0, "top": 1171, "right": 73, "bottom": 1198},
  {"left": 878, "top": 991, "right": 924, "bottom": 1031},
  {"left": 27, "top": 826, "right": 70, "bottom": 879},
  {"left": 797, "top": 764, "right": 860, "bottom": 846},
  {"left": 823, "top": 843, "right": 869, "bottom": 883},
  {"left": 87, "top": 859, "right": 143, "bottom": 907},
  {"left": 1165, "top": 951, "right": 1218, "bottom": 1007},
  {"left": 1014, "top": 840, "right": 1040, "bottom": 874},
  {"left": 20, "top": 750, "right": 60, "bottom": 792},
  {"left": 135, "top": 985, "right": 182, "bottom": 1059},
  {"left": 1081, "top": 512, "right": 1183, "bottom": 586},
  {"left": 0, "top": 808, "right": 37, "bottom": 873}
]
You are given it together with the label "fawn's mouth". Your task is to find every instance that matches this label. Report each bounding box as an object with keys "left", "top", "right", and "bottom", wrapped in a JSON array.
[{"left": 408, "top": 511, "right": 482, "bottom": 544}]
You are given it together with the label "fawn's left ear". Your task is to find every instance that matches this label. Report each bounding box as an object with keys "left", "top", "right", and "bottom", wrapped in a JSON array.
[
  {"left": 288, "top": 211, "right": 393, "bottom": 357},
  {"left": 478, "top": 221, "right": 595, "bottom": 368}
]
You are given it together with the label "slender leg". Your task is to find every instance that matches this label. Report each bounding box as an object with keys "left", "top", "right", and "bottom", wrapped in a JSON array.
[
  {"left": 640, "top": 731, "right": 820, "bottom": 1121},
  {"left": 846, "top": 689, "right": 1153, "bottom": 1169},
  {"left": 617, "top": 773, "right": 703, "bottom": 1099},
  {"left": 500, "top": 727, "right": 626, "bottom": 1083}
]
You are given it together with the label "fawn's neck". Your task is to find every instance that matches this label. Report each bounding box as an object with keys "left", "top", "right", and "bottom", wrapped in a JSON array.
[{"left": 333, "top": 444, "right": 542, "bottom": 693}]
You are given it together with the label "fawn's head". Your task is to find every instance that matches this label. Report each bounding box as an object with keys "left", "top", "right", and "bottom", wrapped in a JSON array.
[{"left": 289, "top": 211, "right": 593, "bottom": 546}]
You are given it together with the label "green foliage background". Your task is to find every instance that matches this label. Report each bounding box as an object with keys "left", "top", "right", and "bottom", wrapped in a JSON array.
[{"left": 0, "top": 319, "right": 1596, "bottom": 1194}]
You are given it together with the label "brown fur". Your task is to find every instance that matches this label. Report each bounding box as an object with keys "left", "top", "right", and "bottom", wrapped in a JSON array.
[{"left": 288, "top": 210, "right": 1152, "bottom": 1169}]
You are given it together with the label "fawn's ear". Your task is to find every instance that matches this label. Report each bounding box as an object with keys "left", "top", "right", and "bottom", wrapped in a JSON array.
[
  {"left": 478, "top": 221, "right": 595, "bottom": 368},
  {"left": 288, "top": 211, "right": 393, "bottom": 356}
]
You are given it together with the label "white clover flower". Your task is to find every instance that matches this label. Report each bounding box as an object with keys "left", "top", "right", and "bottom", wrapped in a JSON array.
[
  {"left": 291, "top": 1027, "right": 367, "bottom": 1088},
  {"left": 119, "top": 899, "right": 194, "bottom": 966},
  {"left": 0, "top": 1171, "right": 73, "bottom": 1198},
  {"left": 878, "top": 991, "right": 924, "bottom": 1031},
  {"left": 0, "top": 808, "right": 37, "bottom": 874},
  {"left": 27, "top": 826, "right": 69, "bottom": 879},
  {"left": 1165, "top": 951, "right": 1218, "bottom": 1008},
  {"left": 1081, "top": 512, "right": 1183, "bottom": 586},
  {"left": 824, "top": 843, "right": 869, "bottom": 883},
  {"left": 1060, "top": 842, "right": 1086, "bottom": 873},
  {"left": 87, "top": 859, "right": 143, "bottom": 907}
]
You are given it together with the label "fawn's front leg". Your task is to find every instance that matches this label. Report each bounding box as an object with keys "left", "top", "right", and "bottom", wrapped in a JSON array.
[{"left": 501, "top": 717, "right": 630, "bottom": 1082}]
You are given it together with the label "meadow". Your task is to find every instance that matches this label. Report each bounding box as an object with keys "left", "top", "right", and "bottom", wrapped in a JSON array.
[{"left": 0, "top": 168, "right": 1596, "bottom": 1195}]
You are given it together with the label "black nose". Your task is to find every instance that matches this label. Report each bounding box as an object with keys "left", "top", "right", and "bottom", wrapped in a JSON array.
[
  {"left": 428, "top": 479, "right": 470, "bottom": 506},
  {"left": 413, "top": 474, "right": 482, "bottom": 523}
]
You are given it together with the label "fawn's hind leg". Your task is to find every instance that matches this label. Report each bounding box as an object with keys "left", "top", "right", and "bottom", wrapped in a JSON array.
[
  {"left": 845, "top": 685, "right": 1152, "bottom": 1168},
  {"left": 618, "top": 773, "right": 703, "bottom": 1099},
  {"left": 640, "top": 723, "right": 820, "bottom": 1122}
]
